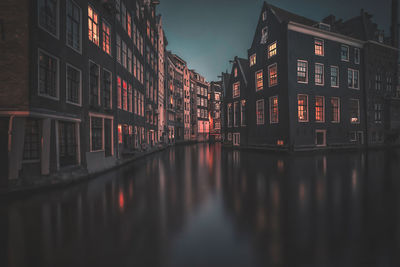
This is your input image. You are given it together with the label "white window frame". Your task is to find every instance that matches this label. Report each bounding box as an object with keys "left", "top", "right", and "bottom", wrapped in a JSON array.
[
  {"left": 102, "top": 19, "right": 112, "bottom": 56},
  {"left": 349, "top": 98, "right": 360, "bottom": 124},
  {"left": 268, "top": 41, "right": 277, "bottom": 59},
  {"left": 297, "top": 60, "right": 308, "bottom": 84},
  {"left": 315, "top": 96, "right": 325, "bottom": 123},
  {"left": 38, "top": 0, "right": 60, "bottom": 39},
  {"left": 233, "top": 133, "right": 240, "bottom": 146},
  {"left": 37, "top": 48, "right": 60, "bottom": 100},
  {"left": 233, "top": 82, "right": 240, "bottom": 98},
  {"left": 315, "top": 63, "right": 324, "bottom": 86},
  {"left": 330, "top": 65, "right": 339, "bottom": 88},
  {"left": 269, "top": 96, "right": 279, "bottom": 124},
  {"left": 348, "top": 68, "right": 360, "bottom": 90},
  {"left": 268, "top": 63, "right": 278, "bottom": 87},
  {"left": 341, "top": 45, "right": 349, "bottom": 62},
  {"left": 314, "top": 39, "right": 324, "bottom": 56},
  {"left": 66, "top": 0, "right": 82, "bottom": 54},
  {"left": 315, "top": 130, "right": 327, "bottom": 147},
  {"left": 298, "top": 94, "right": 309, "bottom": 122},
  {"left": 89, "top": 113, "right": 114, "bottom": 155},
  {"left": 255, "top": 70, "right": 263, "bottom": 91},
  {"left": 65, "top": 63, "right": 82, "bottom": 106}
]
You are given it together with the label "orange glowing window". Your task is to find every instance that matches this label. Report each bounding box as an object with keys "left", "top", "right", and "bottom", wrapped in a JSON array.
[
  {"left": 117, "top": 76, "right": 122, "bottom": 109},
  {"left": 102, "top": 21, "right": 111, "bottom": 55},
  {"left": 277, "top": 140, "right": 284, "bottom": 146},
  {"left": 88, "top": 6, "right": 99, "bottom": 46},
  {"left": 118, "top": 124, "right": 123, "bottom": 144},
  {"left": 127, "top": 13, "right": 132, "bottom": 37},
  {"left": 233, "top": 82, "right": 240, "bottom": 98},
  {"left": 268, "top": 64, "right": 278, "bottom": 87},
  {"left": 123, "top": 81, "right": 128, "bottom": 111},
  {"left": 119, "top": 190, "right": 124, "bottom": 210},
  {"left": 270, "top": 96, "right": 279, "bottom": 123},
  {"left": 256, "top": 70, "right": 263, "bottom": 91},
  {"left": 315, "top": 39, "right": 324, "bottom": 56},
  {"left": 256, "top": 99, "right": 264, "bottom": 125},
  {"left": 250, "top": 54, "right": 256, "bottom": 66},
  {"left": 331, "top": 97, "right": 340, "bottom": 122},
  {"left": 268, "top": 41, "right": 277, "bottom": 58},
  {"left": 298, "top": 94, "right": 308, "bottom": 122},
  {"left": 234, "top": 67, "right": 238, "bottom": 77},
  {"left": 315, "top": 96, "right": 325, "bottom": 122}
]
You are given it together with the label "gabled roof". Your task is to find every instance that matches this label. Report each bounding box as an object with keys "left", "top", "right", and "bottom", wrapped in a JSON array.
[
  {"left": 236, "top": 57, "right": 249, "bottom": 87},
  {"left": 267, "top": 3, "right": 316, "bottom": 26}
]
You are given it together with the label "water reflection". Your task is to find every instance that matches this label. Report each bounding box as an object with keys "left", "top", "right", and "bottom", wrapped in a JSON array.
[{"left": 1, "top": 144, "right": 400, "bottom": 266}]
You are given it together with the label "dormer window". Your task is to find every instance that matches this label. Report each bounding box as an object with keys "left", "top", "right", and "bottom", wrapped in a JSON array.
[
  {"left": 262, "top": 11, "right": 267, "bottom": 21},
  {"left": 261, "top": 27, "right": 268, "bottom": 44},
  {"left": 314, "top": 39, "right": 324, "bottom": 56},
  {"left": 234, "top": 67, "right": 238, "bottom": 77},
  {"left": 250, "top": 54, "right": 256, "bottom": 66},
  {"left": 317, "top": 22, "right": 331, "bottom": 31}
]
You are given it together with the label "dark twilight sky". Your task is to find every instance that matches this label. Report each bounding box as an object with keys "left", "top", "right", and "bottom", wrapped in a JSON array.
[{"left": 158, "top": 0, "right": 398, "bottom": 82}]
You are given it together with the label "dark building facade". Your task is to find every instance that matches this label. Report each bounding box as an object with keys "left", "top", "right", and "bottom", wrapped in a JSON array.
[
  {"left": 0, "top": 0, "right": 161, "bottom": 185},
  {"left": 223, "top": 1, "right": 399, "bottom": 151}
]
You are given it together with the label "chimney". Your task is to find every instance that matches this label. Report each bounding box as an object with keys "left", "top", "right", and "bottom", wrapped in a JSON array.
[{"left": 391, "top": 0, "right": 399, "bottom": 48}]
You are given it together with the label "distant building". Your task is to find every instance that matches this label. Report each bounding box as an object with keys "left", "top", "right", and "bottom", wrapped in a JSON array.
[
  {"left": 157, "top": 15, "right": 167, "bottom": 144},
  {"left": 209, "top": 82, "right": 223, "bottom": 142},
  {"left": 191, "top": 70, "right": 210, "bottom": 142}
]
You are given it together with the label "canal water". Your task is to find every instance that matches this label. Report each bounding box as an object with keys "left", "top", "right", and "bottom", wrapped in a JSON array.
[{"left": 1, "top": 143, "right": 400, "bottom": 267}]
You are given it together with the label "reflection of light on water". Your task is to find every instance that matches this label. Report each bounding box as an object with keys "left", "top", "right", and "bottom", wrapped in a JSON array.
[
  {"left": 299, "top": 183, "right": 306, "bottom": 203},
  {"left": 233, "top": 151, "right": 240, "bottom": 165},
  {"left": 352, "top": 169, "right": 358, "bottom": 191},
  {"left": 277, "top": 160, "right": 284, "bottom": 173},
  {"left": 119, "top": 191, "right": 124, "bottom": 211}
]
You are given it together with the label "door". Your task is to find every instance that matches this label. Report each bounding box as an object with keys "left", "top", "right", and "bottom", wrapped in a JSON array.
[
  {"left": 315, "top": 130, "right": 326, "bottom": 147},
  {"left": 0, "top": 118, "right": 9, "bottom": 187},
  {"left": 58, "top": 121, "right": 77, "bottom": 167}
]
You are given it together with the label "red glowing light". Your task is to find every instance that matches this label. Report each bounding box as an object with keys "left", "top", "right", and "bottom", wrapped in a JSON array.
[{"left": 119, "top": 191, "right": 124, "bottom": 210}]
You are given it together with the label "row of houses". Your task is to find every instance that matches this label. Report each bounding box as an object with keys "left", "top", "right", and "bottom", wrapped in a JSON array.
[
  {"left": 222, "top": 1, "right": 400, "bottom": 151},
  {"left": 0, "top": 0, "right": 217, "bottom": 187}
]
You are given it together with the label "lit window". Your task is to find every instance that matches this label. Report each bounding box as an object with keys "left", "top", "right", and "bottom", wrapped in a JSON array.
[
  {"left": 250, "top": 54, "right": 256, "bottom": 66},
  {"left": 268, "top": 63, "right": 278, "bottom": 87},
  {"left": 256, "top": 70, "right": 263, "bottom": 91},
  {"left": 118, "top": 124, "right": 123, "bottom": 144},
  {"left": 341, "top": 45, "right": 349, "bottom": 61},
  {"left": 270, "top": 96, "right": 278, "bottom": 123},
  {"left": 354, "top": 48, "right": 360, "bottom": 64},
  {"left": 234, "top": 67, "right": 238, "bottom": 77},
  {"left": 330, "top": 97, "right": 340, "bottom": 123},
  {"left": 233, "top": 82, "right": 240, "bottom": 98},
  {"left": 268, "top": 41, "right": 277, "bottom": 58},
  {"left": 315, "top": 96, "right": 325, "bottom": 122},
  {"left": 117, "top": 76, "right": 122, "bottom": 109},
  {"left": 102, "top": 21, "right": 111, "bottom": 55},
  {"left": 123, "top": 80, "right": 128, "bottom": 111},
  {"left": 262, "top": 10, "right": 267, "bottom": 21},
  {"left": 89, "top": 61, "right": 100, "bottom": 105},
  {"left": 127, "top": 12, "right": 132, "bottom": 37},
  {"left": 314, "top": 39, "right": 324, "bottom": 56},
  {"left": 315, "top": 63, "right": 324, "bottom": 85},
  {"left": 298, "top": 94, "right": 308, "bottom": 122},
  {"left": 128, "top": 84, "right": 132, "bottom": 113},
  {"left": 331, "top": 66, "right": 339, "bottom": 87},
  {"left": 88, "top": 5, "right": 99, "bottom": 46},
  {"left": 349, "top": 99, "right": 360, "bottom": 123},
  {"left": 348, "top": 69, "right": 359, "bottom": 89},
  {"left": 66, "top": 0, "right": 81, "bottom": 51},
  {"left": 66, "top": 64, "right": 81, "bottom": 105},
  {"left": 38, "top": 0, "right": 59, "bottom": 37},
  {"left": 38, "top": 50, "right": 59, "bottom": 99},
  {"left": 256, "top": 99, "right": 264, "bottom": 125},
  {"left": 297, "top": 60, "right": 308, "bottom": 83}
]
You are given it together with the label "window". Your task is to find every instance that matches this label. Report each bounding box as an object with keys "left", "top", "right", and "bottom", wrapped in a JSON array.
[
  {"left": 127, "top": 48, "right": 132, "bottom": 73},
  {"left": 233, "top": 82, "right": 240, "bottom": 98},
  {"left": 116, "top": 34, "right": 121, "bottom": 63},
  {"left": 121, "top": 2, "right": 126, "bottom": 31},
  {"left": 88, "top": 5, "right": 99, "bottom": 46},
  {"left": 23, "top": 119, "right": 41, "bottom": 160},
  {"left": 262, "top": 10, "right": 267, "bottom": 21},
  {"left": 270, "top": 96, "right": 278, "bottom": 123},
  {"left": 38, "top": 0, "right": 59, "bottom": 37},
  {"left": 314, "top": 39, "right": 324, "bottom": 56},
  {"left": 315, "top": 63, "right": 324, "bottom": 85},
  {"left": 354, "top": 48, "right": 360, "bottom": 64},
  {"left": 234, "top": 67, "right": 238, "bottom": 77},
  {"left": 387, "top": 75, "right": 393, "bottom": 91},
  {"left": 227, "top": 104, "right": 232, "bottom": 127},
  {"left": 66, "top": 64, "right": 81, "bottom": 105},
  {"left": 128, "top": 84, "right": 132, "bottom": 113},
  {"left": 117, "top": 76, "right": 122, "bottom": 109},
  {"left": 330, "top": 66, "right": 339, "bottom": 87},
  {"left": 122, "top": 41, "right": 127, "bottom": 68},
  {"left": 233, "top": 133, "right": 240, "bottom": 146},
  {"left": 241, "top": 100, "right": 246, "bottom": 126},
  {"left": 250, "top": 54, "right": 256, "bottom": 66},
  {"left": 261, "top": 27, "right": 268, "bottom": 44},
  {"left": 349, "top": 99, "right": 360, "bottom": 124},
  {"left": 38, "top": 50, "right": 59, "bottom": 99},
  {"left": 234, "top": 102, "right": 239, "bottom": 127},
  {"left": 330, "top": 97, "right": 340, "bottom": 123},
  {"left": 315, "top": 96, "right": 325, "bottom": 122},
  {"left": 375, "top": 73, "right": 382, "bottom": 90},
  {"left": 123, "top": 80, "right": 128, "bottom": 111},
  {"left": 89, "top": 61, "right": 100, "bottom": 105},
  {"left": 268, "top": 63, "right": 277, "bottom": 87},
  {"left": 297, "top": 60, "right": 308, "bottom": 83},
  {"left": 66, "top": 0, "right": 81, "bottom": 51},
  {"left": 127, "top": 12, "right": 132, "bottom": 37},
  {"left": 116, "top": 0, "right": 120, "bottom": 21},
  {"left": 374, "top": 103, "right": 383, "bottom": 123},
  {"left": 103, "top": 69, "right": 112, "bottom": 109},
  {"left": 256, "top": 99, "right": 264, "bottom": 125},
  {"left": 341, "top": 45, "right": 349, "bottom": 61},
  {"left": 268, "top": 41, "right": 277, "bottom": 58},
  {"left": 298, "top": 95, "right": 308, "bottom": 122},
  {"left": 91, "top": 116, "right": 103, "bottom": 151},
  {"left": 256, "top": 70, "right": 263, "bottom": 91},
  {"left": 102, "top": 21, "right": 111, "bottom": 55},
  {"left": 348, "top": 69, "right": 359, "bottom": 89}
]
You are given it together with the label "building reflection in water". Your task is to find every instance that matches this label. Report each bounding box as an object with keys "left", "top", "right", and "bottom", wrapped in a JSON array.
[{"left": 1, "top": 145, "right": 400, "bottom": 267}]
